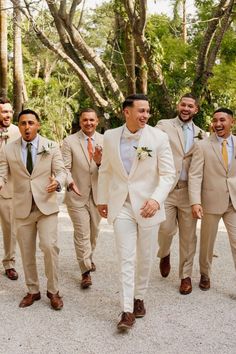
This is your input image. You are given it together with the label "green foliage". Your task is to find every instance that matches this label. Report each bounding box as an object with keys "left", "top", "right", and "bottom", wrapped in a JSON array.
[{"left": 5, "top": 0, "right": 236, "bottom": 133}]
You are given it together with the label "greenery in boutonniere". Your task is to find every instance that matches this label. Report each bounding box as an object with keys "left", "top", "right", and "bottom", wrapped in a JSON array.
[
  {"left": 134, "top": 146, "right": 152, "bottom": 160},
  {"left": 0, "top": 128, "right": 9, "bottom": 141},
  {"left": 37, "top": 142, "right": 54, "bottom": 155},
  {"left": 194, "top": 130, "right": 204, "bottom": 140}
]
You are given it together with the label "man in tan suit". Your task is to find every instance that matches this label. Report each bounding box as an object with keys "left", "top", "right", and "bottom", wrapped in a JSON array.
[
  {"left": 0, "top": 97, "right": 21, "bottom": 280},
  {"left": 156, "top": 93, "right": 206, "bottom": 295},
  {"left": 189, "top": 107, "right": 236, "bottom": 291},
  {"left": 61, "top": 108, "right": 103, "bottom": 289},
  {"left": 98, "top": 94, "right": 175, "bottom": 331},
  {"left": 0, "top": 109, "right": 66, "bottom": 310}
]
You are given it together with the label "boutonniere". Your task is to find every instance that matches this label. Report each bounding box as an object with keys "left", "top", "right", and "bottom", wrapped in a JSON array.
[
  {"left": 0, "top": 128, "right": 9, "bottom": 140},
  {"left": 194, "top": 130, "right": 203, "bottom": 140},
  {"left": 37, "top": 143, "right": 54, "bottom": 155},
  {"left": 134, "top": 146, "right": 152, "bottom": 160}
]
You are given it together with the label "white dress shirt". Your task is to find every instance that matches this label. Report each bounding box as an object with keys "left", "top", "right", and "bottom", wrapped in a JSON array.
[
  {"left": 21, "top": 135, "right": 39, "bottom": 167},
  {"left": 120, "top": 125, "right": 142, "bottom": 174},
  {"left": 82, "top": 131, "right": 95, "bottom": 150}
]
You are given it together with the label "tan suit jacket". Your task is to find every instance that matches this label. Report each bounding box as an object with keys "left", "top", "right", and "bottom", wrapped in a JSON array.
[
  {"left": 188, "top": 134, "right": 236, "bottom": 214},
  {"left": 62, "top": 130, "right": 103, "bottom": 207},
  {"left": 156, "top": 117, "right": 205, "bottom": 189},
  {"left": 0, "top": 124, "right": 21, "bottom": 199},
  {"left": 0, "top": 135, "right": 66, "bottom": 219},
  {"left": 97, "top": 124, "right": 176, "bottom": 227}
]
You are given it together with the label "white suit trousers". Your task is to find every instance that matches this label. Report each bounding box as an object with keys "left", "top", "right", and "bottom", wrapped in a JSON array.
[{"left": 113, "top": 201, "right": 159, "bottom": 313}]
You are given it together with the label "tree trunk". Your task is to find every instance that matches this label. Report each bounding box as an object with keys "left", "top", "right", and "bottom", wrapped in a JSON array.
[
  {"left": 13, "top": 0, "right": 24, "bottom": 119},
  {"left": 124, "top": 23, "right": 136, "bottom": 95},
  {"left": 0, "top": 0, "right": 8, "bottom": 97},
  {"left": 136, "top": 49, "right": 147, "bottom": 94}
]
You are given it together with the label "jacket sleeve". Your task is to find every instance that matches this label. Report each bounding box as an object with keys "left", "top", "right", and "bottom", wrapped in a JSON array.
[{"left": 188, "top": 142, "right": 204, "bottom": 205}]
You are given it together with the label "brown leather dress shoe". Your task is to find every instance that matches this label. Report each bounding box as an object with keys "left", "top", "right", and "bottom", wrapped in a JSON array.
[
  {"left": 199, "top": 275, "right": 210, "bottom": 291},
  {"left": 5, "top": 268, "right": 18, "bottom": 280},
  {"left": 179, "top": 277, "right": 192, "bottom": 295},
  {"left": 133, "top": 299, "right": 146, "bottom": 318},
  {"left": 19, "top": 292, "right": 41, "bottom": 308},
  {"left": 117, "top": 312, "right": 135, "bottom": 331},
  {"left": 159, "top": 254, "right": 171, "bottom": 278},
  {"left": 91, "top": 262, "right": 96, "bottom": 272},
  {"left": 81, "top": 272, "right": 92, "bottom": 289},
  {"left": 47, "top": 291, "right": 63, "bottom": 310}
]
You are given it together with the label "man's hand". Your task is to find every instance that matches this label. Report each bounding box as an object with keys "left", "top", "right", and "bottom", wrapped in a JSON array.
[
  {"left": 192, "top": 204, "right": 203, "bottom": 219},
  {"left": 46, "top": 176, "right": 59, "bottom": 193},
  {"left": 140, "top": 199, "right": 160, "bottom": 218},
  {"left": 69, "top": 181, "right": 81, "bottom": 196},
  {"left": 98, "top": 204, "right": 108, "bottom": 218},
  {"left": 93, "top": 145, "right": 102, "bottom": 166}
]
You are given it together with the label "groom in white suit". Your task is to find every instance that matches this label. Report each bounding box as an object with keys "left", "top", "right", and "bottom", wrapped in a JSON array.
[{"left": 97, "top": 94, "right": 175, "bottom": 330}]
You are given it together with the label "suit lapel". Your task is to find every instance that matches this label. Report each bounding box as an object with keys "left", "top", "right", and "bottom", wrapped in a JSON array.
[
  {"left": 229, "top": 135, "right": 236, "bottom": 174},
  {"left": 78, "top": 130, "right": 90, "bottom": 165},
  {"left": 33, "top": 136, "right": 44, "bottom": 171},
  {"left": 211, "top": 134, "right": 226, "bottom": 171},
  {"left": 14, "top": 138, "right": 29, "bottom": 174},
  {"left": 115, "top": 125, "right": 129, "bottom": 178},
  {"left": 129, "top": 126, "right": 147, "bottom": 178},
  {"left": 173, "top": 118, "right": 185, "bottom": 152}
]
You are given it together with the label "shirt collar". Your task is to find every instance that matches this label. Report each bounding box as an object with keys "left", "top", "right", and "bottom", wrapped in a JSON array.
[
  {"left": 123, "top": 125, "right": 143, "bottom": 137},
  {"left": 21, "top": 135, "right": 39, "bottom": 149},
  {"left": 82, "top": 131, "right": 95, "bottom": 141},
  {"left": 178, "top": 118, "right": 193, "bottom": 130},
  {"left": 215, "top": 134, "right": 233, "bottom": 145}
]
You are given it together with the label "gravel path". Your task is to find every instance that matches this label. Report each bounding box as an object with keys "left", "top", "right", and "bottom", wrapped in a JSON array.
[{"left": 1, "top": 196, "right": 236, "bottom": 354}]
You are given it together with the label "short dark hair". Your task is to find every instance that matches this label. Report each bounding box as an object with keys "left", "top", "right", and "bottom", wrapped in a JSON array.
[
  {"left": 213, "top": 107, "right": 234, "bottom": 117},
  {"left": 180, "top": 93, "right": 199, "bottom": 107},
  {"left": 122, "top": 94, "right": 148, "bottom": 110},
  {"left": 18, "top": 109, "right": 40, "bottom": 122},
  {"left": 0, "top": 97, "right": 11, "bottom": 105},
  {"left": 79, "top": 108, "right": 97, "bottom": 118}
]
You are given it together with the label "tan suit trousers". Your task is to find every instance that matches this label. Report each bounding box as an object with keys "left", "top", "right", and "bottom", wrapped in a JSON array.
[
  {"left": 158, "top": 184, "right": 197, "bottom": 279},
  {"left": 0, "top": 196, "right": 16, "bottom": 270},
  {"left": 16, "top": 206, "right": 59, "bottom": 294},
  {"left": 200, "top": 201, "right": 236, "bottom": 277},
  {"left": 67, "top": 194, "right": 101, "bottom": 274}
]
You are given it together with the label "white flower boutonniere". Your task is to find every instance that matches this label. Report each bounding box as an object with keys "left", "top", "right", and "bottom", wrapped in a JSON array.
[
  {"left": 194, "top": 130, "right": 204, "bottom": 140},
  {"left": 134, "top": 146, "right": 152, "bottom": 160},
  {"left": 37, "top": 143, "right": 54, "bottom": 156}
]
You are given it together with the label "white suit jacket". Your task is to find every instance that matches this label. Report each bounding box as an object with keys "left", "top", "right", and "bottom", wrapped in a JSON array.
[{"left": 97, "top": 124, "right": 175, "bottom": 227}]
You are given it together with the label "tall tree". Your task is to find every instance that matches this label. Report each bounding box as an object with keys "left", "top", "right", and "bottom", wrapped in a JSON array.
[
  {"left": 0, "top": 0, "right": 8, "bottom": 96},
  {"left": 8, "top": 0, "right": 236, "bottom": 122},
  {"left": 13, "top": 0, "right": 24, "bottom": 118}
]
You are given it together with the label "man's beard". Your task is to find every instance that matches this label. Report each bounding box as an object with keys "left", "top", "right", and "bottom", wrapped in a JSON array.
[
  {"left": 1, "top": 121, "right": 10, "bottom": 128},
  {"left": 178, "top": 114, "right": 194, "bottom": 123}
]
